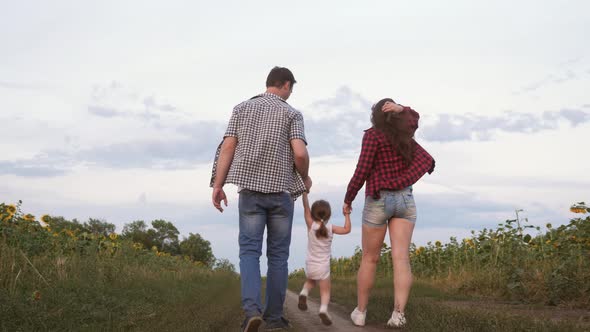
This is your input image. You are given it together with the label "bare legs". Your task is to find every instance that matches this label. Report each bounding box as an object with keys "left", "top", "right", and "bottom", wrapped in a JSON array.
[
  {"left": 356, "top": 224, "right": 387, "bottom": 312},
  {"left": 356, "top": 218, "right": 415, "bottom": 313},
  {"left": 389, "top": 218, "right": 415, "bottom": 313}
]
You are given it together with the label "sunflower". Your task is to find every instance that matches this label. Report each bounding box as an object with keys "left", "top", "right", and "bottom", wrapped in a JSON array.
[
  {"left": 40, "top": 215, "right": 50, "bottom": 223},
  {"left": 23, "top": 214, "right": 35, "bottom": 221},
  {"left": 6, "top": 204, "right": 16, "bottom": 214},
  {"left": 109, "top": 233, "right": 118, "bottom": 241}
]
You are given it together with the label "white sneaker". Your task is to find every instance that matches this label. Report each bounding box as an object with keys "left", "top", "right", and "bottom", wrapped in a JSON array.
[
  {"left": 350, "top": 307, "right": 366, "bottom": 326},
  {"left": 319, "top": 310, "right": 333, "bottom": 326},
  {"left": 387, "top": 310, "right": 406, "bottom": 328}
]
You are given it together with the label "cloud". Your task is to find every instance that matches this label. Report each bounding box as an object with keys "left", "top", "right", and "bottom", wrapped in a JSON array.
[
  {"left": 0, "top": 81, "right": 41, "bottom": 90},
  {"left": 2, "top": 84, "right": 587, "bottom": 178},
  {"left": 0, "top": 160, "right": 67, "bottom": 177},
  {"left": 513, "top": 68, "right": 582, "bottom": 95},
  {"left": 87, "top": 82, "right": 183, "bottom": 121},
  {"left": 420, "top": 108, "right": 590, "bottom": 142}
]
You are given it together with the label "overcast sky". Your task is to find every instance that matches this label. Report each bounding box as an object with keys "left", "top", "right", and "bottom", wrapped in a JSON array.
[{"left": 2, "top": 0, "right": 589, "bottom": 272}]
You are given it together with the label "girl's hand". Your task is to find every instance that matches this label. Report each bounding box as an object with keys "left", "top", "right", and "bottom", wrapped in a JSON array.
[
  {"left": 382, "top": 101, "right": 404, "bottom": 113},
  {"left": 342, "top": 203, "right": 352, "bottom": 215}
]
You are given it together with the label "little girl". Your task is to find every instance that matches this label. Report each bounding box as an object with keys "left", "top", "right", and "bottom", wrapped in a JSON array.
[{"left": 298, "top": 192, "right": 351, "bottom": 326}]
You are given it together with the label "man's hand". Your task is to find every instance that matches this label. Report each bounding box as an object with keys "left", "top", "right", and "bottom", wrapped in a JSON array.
[
  {"left": 303, "top": 176, "right": 313, "bottom": 193},
  {"left": 212, "top": 187, "right": 228, "bottom": 213},
  {"left": 342, "top": 202, "right": 352, "bottom": 215},
  {"left": 382, "top": 101, "right": 404, "bottom": 113}
]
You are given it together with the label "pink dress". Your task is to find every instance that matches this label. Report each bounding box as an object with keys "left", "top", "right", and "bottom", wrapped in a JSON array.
[{"left": 305, "top": 221, "right": 333, "bottom": 280}]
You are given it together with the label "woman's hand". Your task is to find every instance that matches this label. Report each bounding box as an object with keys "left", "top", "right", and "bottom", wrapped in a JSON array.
[
  {"left": 382, "top": 101, "right": 404, "bottom": 113},
  {"left": 342, "top": 203, "right": 352, "bottom": 215}
]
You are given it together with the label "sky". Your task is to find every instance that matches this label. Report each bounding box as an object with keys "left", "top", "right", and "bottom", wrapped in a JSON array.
[{"left": 1, "top": 0, "right": 589, "bottom": 273}]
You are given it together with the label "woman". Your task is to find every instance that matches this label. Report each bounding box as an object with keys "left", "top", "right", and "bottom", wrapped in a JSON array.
[{"left": 343, "top": 99, "right": 435, "bottom": 328}]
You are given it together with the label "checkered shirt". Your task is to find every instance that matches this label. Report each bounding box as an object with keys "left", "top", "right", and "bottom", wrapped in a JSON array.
[
  {"left": 210, "top": 93, "right": 307, "bottom": 198},
  {"left": 344, "top": 127, "right": 435, "bottom": 204}
]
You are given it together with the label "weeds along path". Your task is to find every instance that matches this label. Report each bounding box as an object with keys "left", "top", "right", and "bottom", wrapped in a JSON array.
[{"left": 283, "top": 290, "right": 387, "bottom": 332}]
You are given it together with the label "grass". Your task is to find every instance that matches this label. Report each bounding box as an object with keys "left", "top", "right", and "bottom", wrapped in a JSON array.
[
  {"left": 0, "top": 242, "right": 242, "bottom": 332},
  {"left": 288, "top": 274, "right": 588, "bottom": 331}
]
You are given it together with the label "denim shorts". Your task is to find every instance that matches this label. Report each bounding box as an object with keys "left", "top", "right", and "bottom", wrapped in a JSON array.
[{"left": 362, "top": 187, "right": 417, "bottom": 227}]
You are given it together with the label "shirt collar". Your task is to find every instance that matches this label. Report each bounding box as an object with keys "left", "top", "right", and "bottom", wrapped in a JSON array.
[{"left": 257, "top": 92, "right": 286, "bottom": 102}]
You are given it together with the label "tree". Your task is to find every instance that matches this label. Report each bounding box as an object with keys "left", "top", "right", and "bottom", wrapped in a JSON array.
[
  {"left": 121, "top": 220, "right": 153, "bottom": 249},
  {"left": 84, "top": 218, "right": 116, "bottom": 236},
  {"left": 180, "top": 233, "right": 215, "bottom": 267},
  {"left": 214, "top": 258, "right": 236, "bottom": 274},
  {"left": 151, "top": 219, "right": 180, "bottom": 255}
]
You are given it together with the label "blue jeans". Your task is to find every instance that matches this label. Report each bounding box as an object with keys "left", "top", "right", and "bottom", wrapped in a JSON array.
[{"left": 238, "top": 189, "right": 294, "bottom": 323}]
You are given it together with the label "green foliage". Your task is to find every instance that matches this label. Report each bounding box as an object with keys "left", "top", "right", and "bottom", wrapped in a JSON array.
[
  {"left": 0, "top": 201, "right": 241, "bottom": 331},
  {"left": 180, "top": 233, "right": 215, "bottom": 267},
  {"left": 324, "top": 204, "right": 590, "bottom": 308}
]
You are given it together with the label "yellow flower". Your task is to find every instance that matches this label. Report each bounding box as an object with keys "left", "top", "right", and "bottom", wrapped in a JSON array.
[
  {"left": 109, "top": 233, "right": 118, "bottom": 241},
  {"left": 6, "top": 204, "right": 16, "bottom": 214},
  {"left": 40, "top": 214, "right": 50, "bottom": 223},
  {"left": 545, "top": 239, "right": 551, "bottom": 244},
  {"left": 24, "top": 214, "right": 35, "bottom": 221},
  {"left": 435, "top": 241, "right": 442, "bottom": 247}
]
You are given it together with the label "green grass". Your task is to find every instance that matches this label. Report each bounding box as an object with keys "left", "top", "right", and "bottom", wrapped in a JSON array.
[
  {"left": 288, "top": 274, "right": 588, "bottom": 331},
  {"left": 0, "top": 242, "right": 242, "bottom": 332}
]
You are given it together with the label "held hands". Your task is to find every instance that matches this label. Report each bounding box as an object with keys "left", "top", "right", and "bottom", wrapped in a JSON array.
[
  {"left": 212, "top": 187, "right": 228, "bottom": 213},
  {"left": 342, "top": 202, "right": 352, "bottom": 215},
  {"left": 382, "top": 101, "right": 404, "bottom": 113},
  {"left": 303, "top": 176, "right": 313, "bottom": 193}
]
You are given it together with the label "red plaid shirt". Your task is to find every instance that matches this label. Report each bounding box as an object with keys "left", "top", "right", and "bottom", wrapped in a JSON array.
[{"left": 344, "top": 108, "right": 435, "bottom": 204}]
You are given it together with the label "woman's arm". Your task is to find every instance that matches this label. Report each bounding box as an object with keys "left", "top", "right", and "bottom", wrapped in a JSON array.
[
  {"left": 332, "top": 212, "right": 351, "bottom": 235},
  {"left": 302, "top": 192, "right": 314, "bottom": 230},
  {"left": 344, "top": 130, "right": 378, "bottom": 205}
]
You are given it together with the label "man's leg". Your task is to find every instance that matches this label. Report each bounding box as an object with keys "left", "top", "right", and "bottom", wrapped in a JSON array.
[
  {"left": 239, "top": 190, "right": 266, "bottom": 318},
  {"left": 263, "top": 192, "right": 294, "bottom": 324}
]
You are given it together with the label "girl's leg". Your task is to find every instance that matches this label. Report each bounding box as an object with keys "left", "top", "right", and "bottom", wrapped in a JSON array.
[
  {"left": 298, "top": 278, "right": 315, "bottom": 310},
  {"left": 300, "top": 278, "right": 316, "bottom": 295},
  {"left": 388, "top": 218, "right": 415, "bottom": 313},
  {"left": 318, "top": 277, "right": 333, "bottom": 325},
  {"left": 356, "top": 224, "right": 388, "bottom": 312},
  {"left": 318, "top": 277, "right": 331, "bottom": 310}
]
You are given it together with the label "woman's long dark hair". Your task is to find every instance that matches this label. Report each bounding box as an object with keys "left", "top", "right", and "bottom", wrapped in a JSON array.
[
  {"left": 311, "top": 200, "right": 331, "bottom": 239},
  {"left": 371, "top": 98, "right": 416, "bottom": 165}
]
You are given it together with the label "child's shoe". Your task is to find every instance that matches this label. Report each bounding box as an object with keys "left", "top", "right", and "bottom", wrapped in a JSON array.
[
  {"left": 318, "top": 310, "right": 333, "bottom": 326},
  {"left": 386, "top": 310, "right": 406, "bottom": 328},
  {"left": 350, "top": 307, "right": 366, "bottom": 326},
  {"left": 298, "top": 294, "right": 308, "bottom": 311}
]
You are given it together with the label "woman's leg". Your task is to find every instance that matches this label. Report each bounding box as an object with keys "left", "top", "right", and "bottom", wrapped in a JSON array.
[
  {"left": 356, "top": 224, "right": 388, "bottom": 312},
  {"left": 388, "top": 218, "right": 415, "bottom": 313}
]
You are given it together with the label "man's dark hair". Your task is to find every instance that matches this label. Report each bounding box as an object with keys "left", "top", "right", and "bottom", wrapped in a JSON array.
[{"left": 266, "top": 66, "right": 296, "bottom": 88}]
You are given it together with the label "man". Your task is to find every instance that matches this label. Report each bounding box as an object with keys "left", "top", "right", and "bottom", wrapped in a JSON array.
[{"left": 211, "top": 66, "right": 312, "bottom": 332}]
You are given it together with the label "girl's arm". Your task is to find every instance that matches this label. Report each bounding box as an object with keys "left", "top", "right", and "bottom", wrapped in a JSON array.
[
  {"left": 332, "top": 212, "right": 351, "bottom": 235},
  {"left": 302, "top": 192, "right": 314, "bottom": 230}
]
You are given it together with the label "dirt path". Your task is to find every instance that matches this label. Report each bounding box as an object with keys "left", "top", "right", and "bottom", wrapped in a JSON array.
[{"left": 283, "top": 290, "right": 387, "bottom": 332}]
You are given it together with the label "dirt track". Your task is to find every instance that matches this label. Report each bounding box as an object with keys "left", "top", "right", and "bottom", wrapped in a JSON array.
[{"left": 283, "top": 290, "right": 387, "bottom": 332}]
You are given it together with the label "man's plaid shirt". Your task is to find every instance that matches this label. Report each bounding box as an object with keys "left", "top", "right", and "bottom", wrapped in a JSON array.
[
  {"left": 344, "top": 126, "right": 435, "bottom": 205},
  {"left": 211, "top": 93, "right": 307, "bottom": 198}
]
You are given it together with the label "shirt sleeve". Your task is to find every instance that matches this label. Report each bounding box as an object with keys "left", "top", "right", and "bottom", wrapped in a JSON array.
[
  {"left": 344, "top": 130, "right": 378, "bottom": 204},
  {"left": 289, "top": 111, "right": 307, "bottom": 144},
  {"left": 224, "top": 108, "right": 239, "bottom": 138}
]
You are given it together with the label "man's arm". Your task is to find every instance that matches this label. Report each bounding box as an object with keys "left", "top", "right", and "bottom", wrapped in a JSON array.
[
  {"left": 291, "top": 138, "right": 312, "bottom": 191},
  {"left": 212, "top": 137, "right": 237, "bottom": 212}
]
